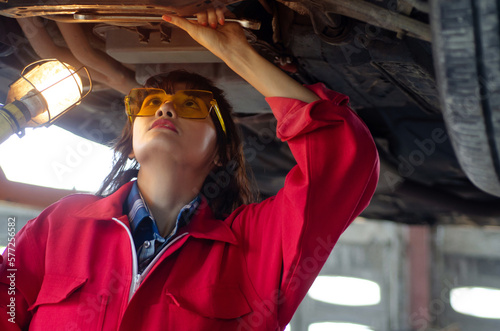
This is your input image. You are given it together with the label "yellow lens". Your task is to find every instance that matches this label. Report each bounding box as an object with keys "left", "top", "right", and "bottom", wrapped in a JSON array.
[
  {"left": 140, "top": 92, "right": 171, "bottom": 115},
  {"left": 126, "top": 88, "right": 167, "bottom": 116},
  {"left": 173, "top": 91, "right": 209, "bottom": 119}
]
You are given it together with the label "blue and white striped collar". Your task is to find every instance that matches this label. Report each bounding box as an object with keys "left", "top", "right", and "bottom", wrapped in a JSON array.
[{"left": 125, "top": 180, "right": 201, "bottom": 240}]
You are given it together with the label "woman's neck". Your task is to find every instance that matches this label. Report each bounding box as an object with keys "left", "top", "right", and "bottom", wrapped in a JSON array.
[{"left": 136, "top": 162, "right": 207, "bottom": 237}]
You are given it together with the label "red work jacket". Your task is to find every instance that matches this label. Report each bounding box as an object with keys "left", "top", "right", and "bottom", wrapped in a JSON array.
[{"left": 0, "top": 84, "right": 379, "bottom": 330}]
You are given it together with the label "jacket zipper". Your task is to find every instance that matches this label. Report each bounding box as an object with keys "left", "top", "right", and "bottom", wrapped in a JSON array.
[
  {"left": 112, "top": 218, "right": 188, "bottom": 302},
  {"left": 135, "top": 232, "right": 189, "bottom": 288},
  {"left": 129, "top": 232, "right": 188, "bottom": 301},
  {"left": 112, "top": 218, "right": 139, "bottom": 302}
]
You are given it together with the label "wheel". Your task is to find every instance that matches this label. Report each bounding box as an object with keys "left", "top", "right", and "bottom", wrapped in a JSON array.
[{"left": 430, "top": 0, "right": 500, "bottom": 197}]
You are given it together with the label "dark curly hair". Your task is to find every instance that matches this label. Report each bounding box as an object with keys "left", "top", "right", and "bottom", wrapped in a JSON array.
[{"left": 97, "top": 70, "right": 256, "bottom": 219}]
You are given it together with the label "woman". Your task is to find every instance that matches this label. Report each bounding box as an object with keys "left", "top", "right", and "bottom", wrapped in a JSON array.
[{"left": 0, "top": 8, "right": 379, "bottom": 331}]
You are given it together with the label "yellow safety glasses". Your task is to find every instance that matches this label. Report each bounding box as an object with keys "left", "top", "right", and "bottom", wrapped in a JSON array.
[{"left": 124, "top": 88, "right": 226, "bottom": 134}]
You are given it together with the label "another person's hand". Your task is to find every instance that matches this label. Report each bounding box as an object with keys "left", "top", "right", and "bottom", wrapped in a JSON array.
[
  {"left": 162, "top": 8, "right": 251, "bottom": 63},
  {"left": 194, "top": 7, "right": 227, "bottom": 28}
]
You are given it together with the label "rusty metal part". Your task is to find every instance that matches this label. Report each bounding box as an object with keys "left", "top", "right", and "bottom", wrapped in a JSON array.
[
  {"left": 279, "top": 0, "right": 431, "bottom": 42},
  {"left": 280, "top": 1, "right": 309, "bottom": 15},
  {"left": 398, "top": 0, "right": 414, "bottom": 16},
  {"left": 56, "top": 22, "right": 139, "bottom": 94},
  {"left": 136, "top": 27, "right": 152, "bottom": 44},
  {"left": 306, "top": 5, "right": 355, "bottom": 45},
  {"left": 400, "top": 0, "right": 430, "bottom": 13},
  {"left": 159, "top": 24, "right": 172, "bottom": 43}
]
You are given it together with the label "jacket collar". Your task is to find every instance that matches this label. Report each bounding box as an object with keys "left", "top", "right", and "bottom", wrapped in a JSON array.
[
  {"left": 73, "top": 181, "right": 237, "bottom": 245},
  {"left": 74, "top": 181, "right": 134, "bottom": 220},
  {"left": 180, "top": 198, "right": 237, "bottom": 245}
]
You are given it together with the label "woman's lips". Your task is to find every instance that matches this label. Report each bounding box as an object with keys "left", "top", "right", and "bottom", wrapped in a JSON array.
[{"left": 151, "top": 119, "right": 178, "bottom": 133}]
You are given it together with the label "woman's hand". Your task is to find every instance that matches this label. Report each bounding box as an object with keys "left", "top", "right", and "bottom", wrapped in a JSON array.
[
  {"left": 162, "top": 8, "right": 251, "bottom": 64},
  {"left": 194, "top": 7, "right": 226, "bottom": 28},
  {"left": 162, "top": 8, "right": 320, "bottom": 103}
]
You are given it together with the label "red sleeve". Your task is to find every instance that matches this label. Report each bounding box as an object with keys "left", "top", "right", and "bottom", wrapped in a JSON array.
[
  {"left": 0, "top": 215, "right": 49, "bottom": 329},
  {"left": 231, "top": 83, "right": 379, "bottom": 327}
]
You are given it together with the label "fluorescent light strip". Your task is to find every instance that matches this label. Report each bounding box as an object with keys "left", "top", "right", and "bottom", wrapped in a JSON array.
[
  {"left": 451, "top": 287, "right": 500, "bottom": 319},
  {"left": 309, "top": 322, "right": 374, "bottom": 331},
  {"left": 308, "top": 276, "right": 381, "bottom": 306}
]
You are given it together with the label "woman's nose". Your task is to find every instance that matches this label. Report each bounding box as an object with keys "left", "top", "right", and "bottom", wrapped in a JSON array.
[{"left": 155, "top": 101, "right": 177, "bottom": 118}]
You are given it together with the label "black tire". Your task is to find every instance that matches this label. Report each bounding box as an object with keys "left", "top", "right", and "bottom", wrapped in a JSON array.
[{"left": 430, "top": 0, "right": 500, "bottom": 197}]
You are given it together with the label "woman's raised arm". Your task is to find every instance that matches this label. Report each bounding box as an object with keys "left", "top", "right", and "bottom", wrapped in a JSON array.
[{"left": 162, "top": 11, "right": 320, "bottom": 103}]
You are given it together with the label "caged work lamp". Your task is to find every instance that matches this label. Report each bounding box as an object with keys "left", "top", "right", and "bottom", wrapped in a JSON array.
[{"left": 0, "top": 59, "right": 91, "bottom": 144}]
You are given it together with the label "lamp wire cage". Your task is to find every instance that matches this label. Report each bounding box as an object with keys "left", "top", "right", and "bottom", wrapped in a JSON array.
[{"left": 17, "top": 59, "right": 92, "bottom": 128}]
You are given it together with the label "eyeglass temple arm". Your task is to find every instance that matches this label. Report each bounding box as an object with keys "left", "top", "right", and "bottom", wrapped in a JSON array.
[
  {"left": 124, "top": 96, "right": 134, "bottom": 124},
  {"left": 211, "top": 101, "right": 226, "bottom": 135}
]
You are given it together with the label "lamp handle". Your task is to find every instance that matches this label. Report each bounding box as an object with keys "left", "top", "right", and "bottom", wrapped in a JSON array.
[{"left": 0, "top": 101, "right": 32, "bottom": 143}]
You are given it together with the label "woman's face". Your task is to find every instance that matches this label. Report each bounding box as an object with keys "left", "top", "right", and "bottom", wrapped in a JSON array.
[{"left": 130, "top": 84, "right": 219, "bottom": 172}]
